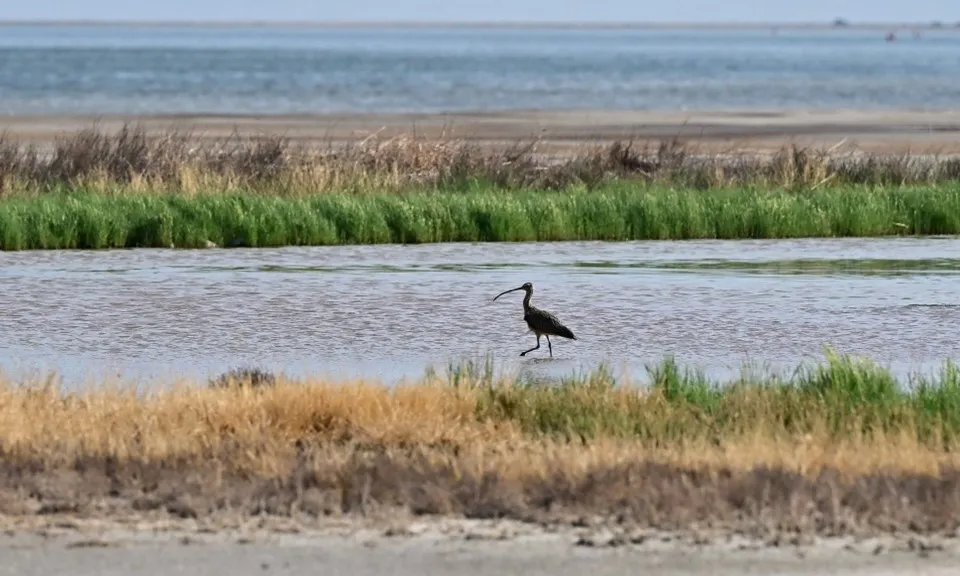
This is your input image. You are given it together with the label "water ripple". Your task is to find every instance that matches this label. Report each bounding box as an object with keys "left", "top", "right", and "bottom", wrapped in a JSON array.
[{"left": 1, "top": 237, "right": 959, "bottom": 388}]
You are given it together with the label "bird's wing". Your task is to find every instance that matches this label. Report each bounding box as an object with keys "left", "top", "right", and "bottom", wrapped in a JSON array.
[{"left": 525, "top": 307, "right": 576, "bottom": 339}]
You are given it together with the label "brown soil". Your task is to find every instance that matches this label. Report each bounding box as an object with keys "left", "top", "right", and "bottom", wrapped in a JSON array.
[{"left": 3, "top": 451, "right": 957, "bottom": 540}]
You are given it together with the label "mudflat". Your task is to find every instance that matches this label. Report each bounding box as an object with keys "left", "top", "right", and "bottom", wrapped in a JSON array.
[
  {"left": 3, "top": 108, "right": 960, "bottom": 155},
  {"left": 1, "top": 518, "right": 958, "bottom": 576}
]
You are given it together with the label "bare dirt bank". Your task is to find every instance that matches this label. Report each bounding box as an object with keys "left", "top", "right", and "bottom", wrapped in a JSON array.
[
  {"left": 2, "top": 457, "right": 959, "bottom": 544},
  {"left": 4, "top": 108, "right": 960, "bottom": 155}
]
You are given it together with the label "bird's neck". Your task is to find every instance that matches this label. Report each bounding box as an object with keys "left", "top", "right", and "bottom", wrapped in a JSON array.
[{"left": 522, "top": 290, "right": 533, "bottom": 312}]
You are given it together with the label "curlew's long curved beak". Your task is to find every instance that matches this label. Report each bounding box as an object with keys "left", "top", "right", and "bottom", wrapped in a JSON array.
[{"left": 493, "top": 286, "right": 524, "bottom": 302}]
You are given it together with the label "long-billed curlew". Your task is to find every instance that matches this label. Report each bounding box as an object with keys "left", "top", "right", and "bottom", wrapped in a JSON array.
[{"left": 493, "top": 282, "right": 577, "bottom": 357}]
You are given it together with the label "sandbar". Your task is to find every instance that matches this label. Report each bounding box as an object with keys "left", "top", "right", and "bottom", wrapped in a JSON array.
[{"left": 3, "top": 108, "right": 960, "bottom": 155}]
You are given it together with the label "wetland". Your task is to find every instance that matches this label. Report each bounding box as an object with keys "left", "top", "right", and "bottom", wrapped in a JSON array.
[{"left": 2, "top": 237, "right": 959, "bottom": 387}]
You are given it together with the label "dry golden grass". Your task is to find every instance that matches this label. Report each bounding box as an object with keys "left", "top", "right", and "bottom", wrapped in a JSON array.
[
  {"left": 2, "top": 373, "right": 958, "bottom": 475},
  {"left": 1, "top": 371, "right": 959, "bottom": 536},
  {"left": 0, "top": 378, "right": 511, "bottom": 468},
  {"left": 3, "top": 123, "right": 960, "bottom": 196}
]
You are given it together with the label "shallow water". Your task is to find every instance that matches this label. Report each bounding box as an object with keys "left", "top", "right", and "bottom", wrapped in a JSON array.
[
  {"left": 2, "top": 237, "right": 960, "bottom": 388},
  {"left": 1, "top": 24, "right": 960, "bottom": 114}
]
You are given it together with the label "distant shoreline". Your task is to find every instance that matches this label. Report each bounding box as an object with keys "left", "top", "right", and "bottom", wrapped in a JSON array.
[{"left": 0, "top": 20, "right": 957, "bottom": 30}]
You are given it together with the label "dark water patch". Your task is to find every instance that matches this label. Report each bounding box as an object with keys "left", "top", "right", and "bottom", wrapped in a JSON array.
[{"left": 573, "top": 257, "right": 960, "bottom": 277}]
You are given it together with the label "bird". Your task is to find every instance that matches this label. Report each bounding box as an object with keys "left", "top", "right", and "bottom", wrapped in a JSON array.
[{"left": 492, "top": 282, "right": 577, "bottom": 357}]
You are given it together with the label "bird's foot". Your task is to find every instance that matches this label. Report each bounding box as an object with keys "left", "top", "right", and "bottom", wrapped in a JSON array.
[{"left": 519, "top": 352, "right": 527, "bottom": 357}]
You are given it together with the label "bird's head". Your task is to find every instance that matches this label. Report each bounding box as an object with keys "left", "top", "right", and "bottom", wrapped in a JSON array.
[{"left": 493, "top": 282, "right": 533, "bottom": 302}]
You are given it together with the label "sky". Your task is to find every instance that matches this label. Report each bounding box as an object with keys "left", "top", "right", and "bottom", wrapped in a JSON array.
[{"left": 0, "top": 0, "right": 956, "bottom": 24}]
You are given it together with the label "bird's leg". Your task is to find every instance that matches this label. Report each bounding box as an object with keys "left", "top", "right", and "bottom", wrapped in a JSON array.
[
  {"left": 520, "top": 334, "right": 541, "bottom": 357},
  {"left": 546, "top": 335, "right": 552, "bottom": 357}
]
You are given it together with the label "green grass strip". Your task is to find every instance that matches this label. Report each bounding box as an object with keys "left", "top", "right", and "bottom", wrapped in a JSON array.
[
  {"left": 3, "top": 183, "right": 960, "bottom": 250},
  {"left": 443, "top": 349, "right": 960, "bottom": 445}
]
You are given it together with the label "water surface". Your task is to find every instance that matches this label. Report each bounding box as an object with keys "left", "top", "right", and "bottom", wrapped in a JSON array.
[
  {"left": 2, "top": 237, "right": 959, "bottom": 388},
  {"left": 1, "top": 24, "right": 959, "bottom": 114}
]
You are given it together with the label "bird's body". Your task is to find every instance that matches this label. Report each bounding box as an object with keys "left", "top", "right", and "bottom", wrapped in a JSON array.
[{"left": 493, "top": 282, "right": 577, "bottom": 357}]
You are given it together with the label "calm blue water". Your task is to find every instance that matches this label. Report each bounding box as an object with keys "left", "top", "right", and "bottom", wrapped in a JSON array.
[{"left": 0, "top": 24, "right": 959, "bottom": 115}]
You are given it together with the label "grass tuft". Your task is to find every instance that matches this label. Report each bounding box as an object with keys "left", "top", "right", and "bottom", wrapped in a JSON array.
[{"left": 208, "top": 366, "right": 278, "bottom": 390}]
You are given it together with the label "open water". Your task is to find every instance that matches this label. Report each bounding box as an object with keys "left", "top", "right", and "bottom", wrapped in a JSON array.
[{"left": 1, "top": 24, "right": 959, "bottom": 115}]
